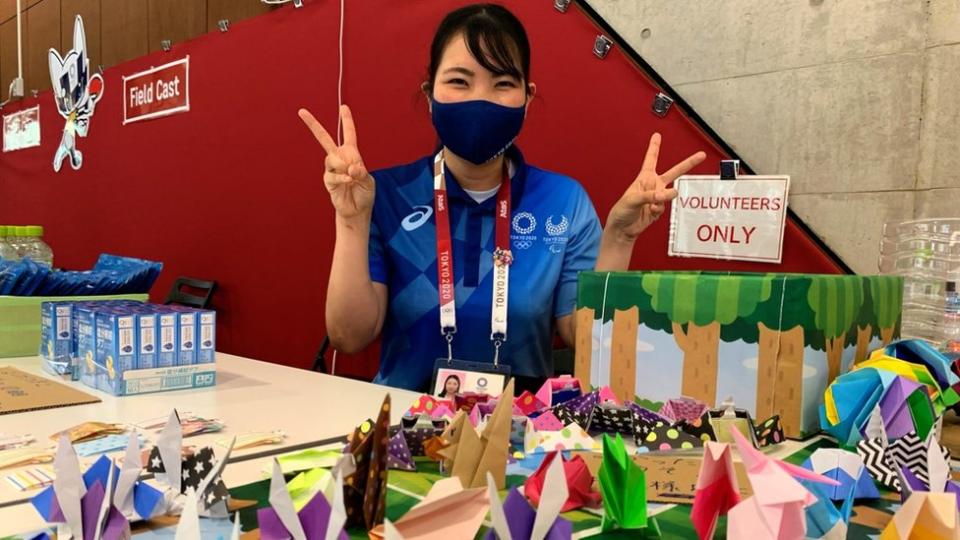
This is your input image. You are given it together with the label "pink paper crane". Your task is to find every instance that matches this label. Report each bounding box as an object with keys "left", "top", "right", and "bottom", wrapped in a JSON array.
[{"left": 726, "top": 427, "right": 840, "bottom": 540}]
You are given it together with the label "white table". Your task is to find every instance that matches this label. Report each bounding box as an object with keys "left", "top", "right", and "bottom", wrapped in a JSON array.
[{"left": 0, "top": 353, "right": 419, "bottom": 536}]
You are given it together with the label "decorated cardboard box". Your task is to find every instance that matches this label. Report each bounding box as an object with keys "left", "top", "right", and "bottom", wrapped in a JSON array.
[{"left": 575, "top": 272, "right": 904, "bottom": 438}]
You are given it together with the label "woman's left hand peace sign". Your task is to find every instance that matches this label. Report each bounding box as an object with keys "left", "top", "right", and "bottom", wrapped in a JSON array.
[{"left": 605, "top": 133, "right": 706, "bottom": 241}]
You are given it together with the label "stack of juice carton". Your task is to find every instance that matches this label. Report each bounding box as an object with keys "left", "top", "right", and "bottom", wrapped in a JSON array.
[{"left": 40, "top": 300, "right": 216, "bottom": 395}]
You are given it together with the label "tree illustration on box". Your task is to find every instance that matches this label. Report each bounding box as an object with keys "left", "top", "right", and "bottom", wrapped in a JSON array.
[
  {"left": 574, "top": 272, "right": 671, "bottom": 403},
  {"left": 871, "top": 275, "right": 903, "bottom": 346},
  {"left": 807, "top": 276, "right": 865, "bottom": 384},
  {"left": 640, "top": 273, "right": 773, "bottom": 407},
  {"left": 852, "top": 278, "right": 877, "bottom": 365},
  {"left": 574, "top": 272, "right": 902, "bottom": 439},
  {"left": 721, "top": 275, "right": 815, "bottom": 437}
]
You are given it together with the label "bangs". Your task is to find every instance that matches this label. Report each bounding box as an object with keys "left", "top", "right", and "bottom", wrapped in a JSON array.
[{"left": 461, "top": 21, "right": 525, "bottom": 81}]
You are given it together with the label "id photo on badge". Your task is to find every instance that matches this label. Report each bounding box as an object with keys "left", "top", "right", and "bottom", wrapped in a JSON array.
[
  {"left": 434, "top": 369, "right": 466, "bottom": 397},
  {"left": 433, "top": 368, "right": 507, "bottom": 397}
]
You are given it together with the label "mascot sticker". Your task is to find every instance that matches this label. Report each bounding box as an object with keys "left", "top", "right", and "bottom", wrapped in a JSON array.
[{"left": 48, "top": 15, "right": 103, "bottom": 172}]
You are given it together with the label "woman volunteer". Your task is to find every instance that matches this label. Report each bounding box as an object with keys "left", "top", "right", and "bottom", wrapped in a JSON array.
[{"left": 299, "top": 3, "right": 705, "bottom": 392}]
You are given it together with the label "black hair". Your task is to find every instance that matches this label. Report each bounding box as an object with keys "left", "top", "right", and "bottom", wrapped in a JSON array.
[
  {"left": 441, "top": 374, "right": 461, "bottom": 397},
  {"left": 426, "top": 4, "right": 531, "bottom": 95}
]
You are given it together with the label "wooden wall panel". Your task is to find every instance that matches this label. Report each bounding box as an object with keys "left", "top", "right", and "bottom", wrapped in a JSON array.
[
  {"left": 25, "top": 0, "right": 58, "bottom": 92},
  {"left": 0, "top": 13, "right": 25, "bottom": 101},
  {"left": 101, "top": 0, "right": 147, "bottom": 67},
  {"left": 0, "top": 0, "right": 15, "bottom": 24},
  {"left": 61, "top": 0, "right": 101, "bottom": 73},
  {"left": 206, "top": 0, "right": 274, "bottom": 33},
  {"left": 147, "top": 0, "right": 205, "bottom": 54}
]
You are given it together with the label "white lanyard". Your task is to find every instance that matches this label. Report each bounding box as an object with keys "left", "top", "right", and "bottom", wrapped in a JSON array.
[{"left": 432, "top": 151, "right": 513, "bottom": 366}]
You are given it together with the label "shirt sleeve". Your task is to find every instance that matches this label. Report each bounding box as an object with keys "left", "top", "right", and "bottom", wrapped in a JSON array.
[
  {"left": 368, "top": 177, "right": 388, "bottom": 284},
  {"left": 368, "top": 216, "right": 388, "bottom": 284},
  {"left": 554, "top": 185, "right": 601, "bottom": 318}
]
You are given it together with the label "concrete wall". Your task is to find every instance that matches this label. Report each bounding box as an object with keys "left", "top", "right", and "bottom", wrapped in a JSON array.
[{"left": 588, "top": 0, "right": 959, "bottom": 274}]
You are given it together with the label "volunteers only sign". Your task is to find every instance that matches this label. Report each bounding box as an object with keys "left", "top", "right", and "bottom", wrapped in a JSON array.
[
  {"left": 122, "top": 57, "right": 190, "bottom": 124},
  {"left": 668, "top": 175, "right": 790, "bottom": 263}
]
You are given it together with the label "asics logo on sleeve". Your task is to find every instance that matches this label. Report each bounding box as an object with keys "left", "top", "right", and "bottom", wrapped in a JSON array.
[{"left": 401, "top": 205, "right": 434, "bottom": 231}]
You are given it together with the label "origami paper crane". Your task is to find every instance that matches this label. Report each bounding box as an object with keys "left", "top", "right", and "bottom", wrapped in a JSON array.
[
  {"left": 438, "top": 380, "right": 514, "bottom": 489},
  {"left": 486, "top": 455, "right": 572, "bottom": 540},
  {"left": 30, "top": 434, "right": 131, "bottom": 540},
  {"left": 886, "top": 430, "right": 951, "bottom": 491},
  {"left": 855, "top": 406, "right": 904, "bottom": 490},
  {"left": 191, "top": 436, "right": 236, "bottom": 518},
  {"left": 524, "top": 422, "right": 600, "bottom": 454},
  {"left": 281, "top": 453, "right": 356, "bottom": 512},
  {"left": 343, "top": 394, "right": 391, "bottom": 530},
  {"left": 174, "top": 494, "right": 242, "bottom": 540},
  {"left": 801, "top": 477, "right": 855, "bottom": 540},
  {"left": 597, "top": 433, "right": 660, "bottom": 535},
  {"left": 534, "top": 375, "right": 582, "bottom": 409},
  {"left": 726, "top": 427, "right": 839, "bottom": 540},
  {"left": 33, "top": 431, "right": 164, "bottom": 523},
  {"left": 523, "top": 451, "right": 600, "bottom": 512},
  {"left": 658, "top": 397, "right": 709, "bottom": 424},
  {"left": 895, "top": 434, "right": 960, "bottom": 510},
  {"left": 368, "top": 477, "right": 489, "bottom": 540},
  {"left": 145, "top": 410, "right": 235, "bottom": 518},
  {"left": 147, "top": 410, "right": 184, "bottom": 494},
  {"left": 387, "top": 430, "right": 416, "bottom": 472},
  {"left": 801, "top": 448, "right": 880, "bottom": 501},
  {"left": 257, "top": 458, "right": 348, "bottom": 540},
  {"left": 85, "top": 432, "right": 164, "bottom": 521},
  {"left": 690, "top": 441, "right": 740, "bottom": 540},
  {"left": 880, "top": 492, "right": 960, "bottom": 540},
  {"left": 173, "top": 489, "right": 199, "bottom": 540}
]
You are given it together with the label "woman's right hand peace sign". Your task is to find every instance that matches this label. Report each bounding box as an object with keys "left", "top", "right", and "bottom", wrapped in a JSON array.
[{"left": 298, "top": 104, "right": 375, "bottom": 221}]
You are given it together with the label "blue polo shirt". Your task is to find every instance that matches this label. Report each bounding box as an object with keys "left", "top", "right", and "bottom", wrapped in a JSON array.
[{"left": 368, "top": 147, "right": 601, "bottom": 391}]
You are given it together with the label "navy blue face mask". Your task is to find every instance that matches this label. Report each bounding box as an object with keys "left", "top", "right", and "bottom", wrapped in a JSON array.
[{"left": 430, "top": 98, "right": 526, "bottom": 165}]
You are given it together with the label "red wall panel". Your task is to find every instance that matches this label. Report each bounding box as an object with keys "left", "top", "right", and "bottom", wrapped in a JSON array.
[{"left": 0, "top": 1, "right": 842, "bottom": 378}]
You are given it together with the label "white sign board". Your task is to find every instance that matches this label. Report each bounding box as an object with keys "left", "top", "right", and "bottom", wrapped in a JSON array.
[
  {"left": 3, "top": 105, "right": 41, "bottom": 152},
  {"left": 668, "top": 175, "right": 790, "bottom": 263}
]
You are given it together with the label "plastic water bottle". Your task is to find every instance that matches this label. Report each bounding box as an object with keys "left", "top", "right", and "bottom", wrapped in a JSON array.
[
  {"left": 9, "top": 226, "right": 27, "bottom": 258},
  {"left": 0, "top": 226, "right": 18, "bottom": 261},
  {"left": 22, "top": 226, "right": 53, "bottom": 267},
  {"left": 942, "top": 281, "right": 960, "bottom": 354}
]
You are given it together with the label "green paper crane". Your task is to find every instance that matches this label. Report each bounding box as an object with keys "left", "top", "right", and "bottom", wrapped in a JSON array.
[{"left": 598, "top": 433, "right": 661, "bottom": 536}]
